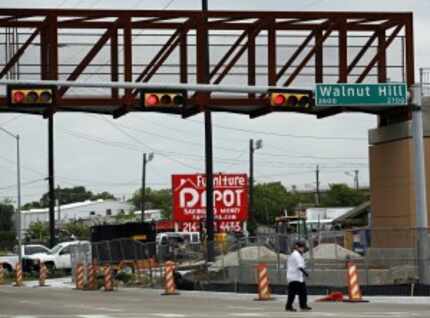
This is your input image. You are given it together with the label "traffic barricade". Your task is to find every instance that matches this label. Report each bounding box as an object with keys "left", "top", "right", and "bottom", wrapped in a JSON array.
[
  {"left": 103, "top": 265, "right": 114, "bottom": 291},
  {"left": 38, "top": 261, "right": 48, "bottom": 287},
  {"left": 255, "top": 263, "right": 273, "bottom": 301},
  {"left": 0, "top": 263, "right": 4, "bottom": 285},
  {"left": 86, "top": 263, "right": 97, "bottom": 290},
  {"left": 75, "top": 263, "right": 85, "bottom": 290},
  {"left": 14, "top": 262, "right": 23, "bottom": 287},
  {"left": 162, "top": 261, "right": 178, "bottom": 295},
  {"left": 344, "top": 260, "right": 368, "bottom": 303}
]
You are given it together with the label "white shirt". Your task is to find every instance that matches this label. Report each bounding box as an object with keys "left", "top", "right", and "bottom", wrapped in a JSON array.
[{"left": 287, "top": 250, "right": 305, "bottom": 283}]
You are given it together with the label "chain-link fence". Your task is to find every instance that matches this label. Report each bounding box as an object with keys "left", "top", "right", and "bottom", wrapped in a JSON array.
[
  {"left": 85, "top": 228, "right": 430, "bottom": 292},
  {"left": 420, "top": 68, "right": 430, "bottom": 97}
]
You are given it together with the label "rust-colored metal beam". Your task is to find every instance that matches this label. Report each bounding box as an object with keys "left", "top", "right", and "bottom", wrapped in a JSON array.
[
  {"left": 346, "top": 31, "right": 378, "bottom": 75},
  {"left": 0, "top": 28, "right": 39, "bottom": 79},
  {"left": 284, "top": 23, "right": 335, "bottom": 86},
  {"left": 356, "top": 24, "right": 403, "bottom": 83},
  {"left": 268, "top": 19, "right": 277, "bottom": 86},
  {"left": 58, "top": 27, "right": 114, "bottom": 97},
  {"left": 276, "top": 29, "right": 316, "bottom": 82},
  {"left": 212, "top": 23, "right": 265, "bottom": 85},
  {"left": 315, "top": 29, "right": 323, "bottom": 83},
  {"left": 209, "top": 30, "right": 248, "bottom": 80},
  {"left": 404, "top": 13, "right": 415, "bottom": 86},
  {"left": 0, "top": 9, "right": 413, "bottom": 121},
  {"left": 248, "top": 27, "right": 256, "bottom": 98},
  {"left": 338, "top": 18, "right": 348, "bottom": 83},
  {"left": 111, "top": 26, "right": 119, "bottom": 99},
  {"left": 377, "top": 29, "right": 387, "bottom": 82}
]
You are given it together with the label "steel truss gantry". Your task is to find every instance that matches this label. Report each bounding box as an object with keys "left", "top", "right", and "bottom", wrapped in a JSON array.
[{"left": 0, "top": 9, "right": 414, "bottom": 123}]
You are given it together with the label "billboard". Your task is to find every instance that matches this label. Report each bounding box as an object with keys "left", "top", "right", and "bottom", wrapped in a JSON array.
[{"left": 172, "top": 173, "right": 248, "bottom": 232}]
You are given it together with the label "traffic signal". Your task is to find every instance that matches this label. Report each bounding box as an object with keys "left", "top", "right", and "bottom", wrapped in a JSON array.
[
  {"left": 7, "top": 85, "right": 56, "bottom": 106},
  {"left": 269, "top": 89, "right": 314, "bottom": 109},
  {"left": 141, "top": 89, "right": 187, "bottom": 108}
]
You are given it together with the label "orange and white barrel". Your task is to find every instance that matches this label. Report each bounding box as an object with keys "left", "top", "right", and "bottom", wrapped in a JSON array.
[
  {"left": 346, "top": 260, "right": 363, "bottom": 301},
  {"left": 75, "top": 263, "right": 85, "bottom": 290},
  {"left": 87, "top": 263, "right": 97, "bottom": 290},
  {"left": 39, "top": 261, "right": 48, "bottom": 287},
  {"left": 103, "top": 265, "right": 113, "bottom": 291},
  {"left": 15, "top": 262, "right": 23, "bottom": 287},
  {"left": 0, "top": 263, "right": 4, "bottom": 285},
  {"left": 162, "top": 261, "right": 177, "bottom": 295},
  {"left": 256, "top": 263, "right": 272, "bottom": 301}
]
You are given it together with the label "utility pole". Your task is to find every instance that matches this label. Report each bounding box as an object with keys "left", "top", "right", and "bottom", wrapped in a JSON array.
[
  {"left": 141, "top": 153, "right": 154, "bottom": 222},
  {"left": 315, "top": 165, "right": 320, "bottom": 205},
  {"left": 354, "top": 170, "right": 359, "bottom": 191},
  {"left": 249, "top": 139, "right": 263, "bottom": 224},
  {"left": 412, "top": 72, "right": 430, "bottom": 284},
  {"left": 48, "top": 115, "right": 55, "bottom": 248},
  {"left": 201, "top": 0, "right": 215, "bottom": 262}
]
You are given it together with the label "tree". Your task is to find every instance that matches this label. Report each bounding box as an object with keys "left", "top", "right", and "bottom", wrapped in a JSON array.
[
  {"left": 131, "top": 188, "right": 172, "bottom": 219},
  {"left": 25, "top": 220, "right": 49, "bottom": 243},
  {"left": 60, "top": 220, "right": 90, "bottom": 241},
  {"left": 253, "top": 182, "right": 301, "bottom": 225},
  {"left": 320, "top": 183, "right": 368, "bottom": 207},
  {"left": 23, "top": 186, "right": 117, "bottom": 209},
  {"left": 0, "top": 200, "right": 14, "bottom": 232}
]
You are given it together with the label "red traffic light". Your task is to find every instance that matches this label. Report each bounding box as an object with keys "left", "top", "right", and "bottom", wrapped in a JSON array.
[
  {"left": 7, "top": 85, "right": 56, "bottom": 106},
  {"left": 273, "top": 94, "right": 286, "bottom": 106},
  {"left": 12, "top": 91, "right": 25, "bottom": 104},
  {"left": 146, "top": 94, "right": 160, "bottom": 106},
  {"left": 270, "top": 90, "right": 313, "bottom": 109},
  {"left": 141, "top": 90, "right": 187, "bottom": 108}
]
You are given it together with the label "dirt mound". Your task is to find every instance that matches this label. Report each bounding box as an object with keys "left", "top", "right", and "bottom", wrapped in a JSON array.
[{"left": 305, "top": 243, "right": 362, "bottom": 260}]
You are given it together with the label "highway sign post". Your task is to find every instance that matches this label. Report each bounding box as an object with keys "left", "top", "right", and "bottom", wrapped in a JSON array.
[{"left": 315, "top": 83, "right": 408, "bottom": 107}]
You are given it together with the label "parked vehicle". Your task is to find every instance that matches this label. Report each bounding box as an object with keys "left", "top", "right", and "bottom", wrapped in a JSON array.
[
  {"left": 156, "top": 232, "right": 200, "bottom": 261},
  {"left": 24, "top": 240, "right": 90, "bottom": 273},
  {"left": 0, "top": 244, "right": 51, "bottom": 272}
]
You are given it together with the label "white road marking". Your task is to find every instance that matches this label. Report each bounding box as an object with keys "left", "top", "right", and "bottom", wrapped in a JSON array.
[
  {"left": 151, "top": 314, "right": 186, "bottom": 318},
  {"left": 229, "top": 314, "right": 267, "bottom": 317},
  {"left": 78, "top": 316, "right": 114, "bottom": 318},
  {"left": 228, "top": 306, "right": 265, "bottom": 311},
  {"left": 18, "top": 300, "right": 39, "bottom": 305}
]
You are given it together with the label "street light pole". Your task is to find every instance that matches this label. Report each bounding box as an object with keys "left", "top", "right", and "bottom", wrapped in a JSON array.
[
  {"left": 249, "top": 139, "right": 262, "bottom": 227},
  {"left": 141, "top": 152, "right": 154, "bottom": 222},
  {"left": 0, "top": 126, "right": 22, "bottom": 263},
  {"left": 201, "top": 0, "right": 215, "bottom": 263}
]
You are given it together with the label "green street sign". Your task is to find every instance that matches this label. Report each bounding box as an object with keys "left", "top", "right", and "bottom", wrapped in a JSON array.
[{"left": 315, "top": 83, "right": 408, "bottom": 107}]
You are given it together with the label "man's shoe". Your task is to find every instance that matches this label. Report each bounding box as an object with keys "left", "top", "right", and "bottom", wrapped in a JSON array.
[
  {"left": 285, "top": 306, "right": 297, "bottom": 312},
  {"left": 301, "top": 306, "right": 312, "bottom": 311}
]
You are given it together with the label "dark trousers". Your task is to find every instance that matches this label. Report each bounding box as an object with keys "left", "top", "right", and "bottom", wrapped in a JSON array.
[{"left": 286, "top": 281, "right": 308, "bottom": 309}]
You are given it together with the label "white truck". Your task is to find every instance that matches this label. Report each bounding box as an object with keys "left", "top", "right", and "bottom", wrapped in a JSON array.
[
  {"left": 25, "top": 240, "right": 90, "bottom": 272},
  {"left": 0, "top": 244, "right": 51, "bottom": 272}
]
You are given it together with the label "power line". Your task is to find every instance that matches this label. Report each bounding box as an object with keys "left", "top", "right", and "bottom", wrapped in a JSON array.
[
  {"left": 97, "top": 116, "right": 201, "bottom": 170},
  {"left": 186, "top": 119, "right": 367, "bottom": 141}
]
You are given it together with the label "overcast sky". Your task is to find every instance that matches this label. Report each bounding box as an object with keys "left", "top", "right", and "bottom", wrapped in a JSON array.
[{"left": 0, "top": 0, "right": 429, "bottom": 205}]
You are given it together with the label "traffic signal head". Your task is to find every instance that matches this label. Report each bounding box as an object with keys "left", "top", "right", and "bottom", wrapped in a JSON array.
[
  {"left": 7, "top": 85, "right": 56, "bottom": 106},
  {"left": 141, "top": 90, "right": 187, "bottom": 108},
  {"left": 269, "top": 89, "right": 314, "bottom": 109}
]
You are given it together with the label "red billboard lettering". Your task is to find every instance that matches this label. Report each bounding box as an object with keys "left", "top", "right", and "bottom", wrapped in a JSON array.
[{"left": 172, "top": 173, "right": 248, "bottom": 228}]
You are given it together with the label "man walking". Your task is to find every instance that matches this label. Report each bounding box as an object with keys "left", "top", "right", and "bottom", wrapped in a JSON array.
[{"left": 285, "top": 240, "right": 312, "bottom": 312}]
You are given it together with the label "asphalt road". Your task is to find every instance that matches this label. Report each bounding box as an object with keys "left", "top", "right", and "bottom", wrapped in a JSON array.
[{"left": 1, "top": 284, "right": 430, "bottom": 318}]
